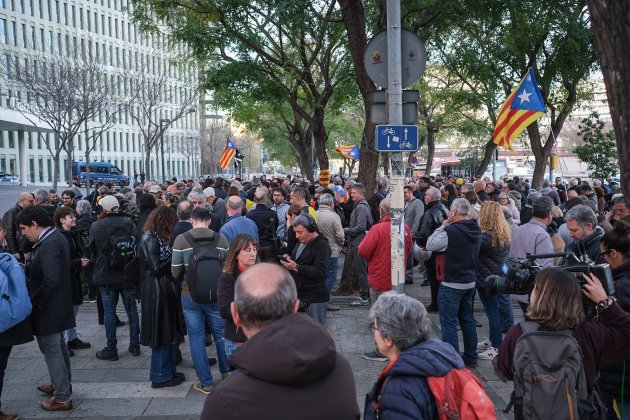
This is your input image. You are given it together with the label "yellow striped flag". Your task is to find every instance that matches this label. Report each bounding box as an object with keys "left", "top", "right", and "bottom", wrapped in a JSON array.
[
  {"left": 493, "top": 68, "right": 546, "bottom": 150},
  {"left": 219, "top": 137, "right": 237, "bottom": 170}
]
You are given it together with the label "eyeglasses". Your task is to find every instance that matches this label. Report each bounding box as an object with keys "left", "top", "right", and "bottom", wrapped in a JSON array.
[
  {"left": 368, "top": 323, "right": 380, "bottom": 333},
  {"left": 601, "top": 249, "right": 614, "bottom": 257}
]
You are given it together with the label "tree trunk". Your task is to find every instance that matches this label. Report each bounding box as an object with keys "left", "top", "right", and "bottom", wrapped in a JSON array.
[
  {"left": 382, "top": 154, "right": 389, "bottom": 176},
  {"left": 475, "top": 138, "right": 497, "bottom": 178},
  {"left": 145, "top": 149, "right": 152, "bottom": 181},
  {"left": 587, "top": 0, "right": 630, "bottom": 198},
  {"left": 52, "top": 153, "right": 60, "bottom": 190},
  {"left": 425, "top": 129, "right": 436, "bottom": 176},
  {"left": 338, "top": 0, "right": 379, "bottom": 197},
  {"left": 336, "top": 249, "right": 359, "bottom": 295},
  {"left": 313, "top": 111, "right": 330, "bottom": 174},
  {"left": 527, "top": 124, "right": 554, "bottom": 189}
]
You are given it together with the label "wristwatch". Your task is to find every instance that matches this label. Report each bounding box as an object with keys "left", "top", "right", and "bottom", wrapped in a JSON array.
[{"left": 596, "top": 296, "right": 617, "bottom": 311}]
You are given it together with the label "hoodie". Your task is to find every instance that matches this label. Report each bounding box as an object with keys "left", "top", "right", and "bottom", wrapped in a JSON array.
[
  {"left": 201, "top": 314, "right": 359, "bottom": 420},
  {"left": 364, "top": 339, "right": 464, "bottom": 420}
]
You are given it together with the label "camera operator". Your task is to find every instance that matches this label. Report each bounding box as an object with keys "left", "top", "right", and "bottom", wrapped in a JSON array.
[
  {"left": 494, "top": 267, "right": 630, "bottom": 419},
  {"left": 598, "top": 220, "right": 630, "bottom": 418},
  {"left": 508, "top": 195, "right": 555, "bottom": 312},
  {"left": 564, "top": 205, "right": 605, "bottom": 264}
]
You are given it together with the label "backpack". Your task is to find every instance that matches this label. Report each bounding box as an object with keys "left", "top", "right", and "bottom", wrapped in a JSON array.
[
  {"left": 106, "top": 225, "right": 136, "bottom": 271},
  {"left": 508, "top": 321, "right": 598, "bottom": 420},
  {"left": 0, "top": 253, "right": 32, "bottom": 333},
  {"left": 334, "top": 203, "right": 349, "bottom": 228},
  {"left": 184, "top": 231, "right": 226, "bottom": 303},
  {"left": 427, "top": 367, "right": 496, "bottom": 420}
]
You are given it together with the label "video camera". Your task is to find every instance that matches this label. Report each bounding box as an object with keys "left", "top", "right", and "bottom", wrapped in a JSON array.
[{"left": 483, "top": 253, "right": 615, "bottom": 318}]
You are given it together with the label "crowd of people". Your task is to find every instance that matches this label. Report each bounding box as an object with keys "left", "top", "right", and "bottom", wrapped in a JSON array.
[{"left": 0, "top": 170, "right": 628, "bottom": 419}]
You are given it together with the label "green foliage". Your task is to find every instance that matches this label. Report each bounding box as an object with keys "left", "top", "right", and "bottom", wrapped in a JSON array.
[{"left": 573, "top": 112, "right": 617, "bottom": 180}]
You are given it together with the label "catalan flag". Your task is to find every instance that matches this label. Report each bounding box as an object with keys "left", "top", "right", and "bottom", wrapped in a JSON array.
[
  {"left": 219, "top": 137, "right": 237, "bottom": 170},
  {"left": 493, "top": 68, "right": 546, "bottom": 150},
  {"left": 336, "top": 144, "right": 360, "bottom": 160}
]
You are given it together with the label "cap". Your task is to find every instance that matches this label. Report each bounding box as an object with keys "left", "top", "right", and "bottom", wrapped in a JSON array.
[
  {"left": 99, "top": 195, "right": 120, "bottom": 212},
  {"left": 149, "top": 185, "right": 161, "bottom": 194},
  {"left": 203, "top": 187, "right": 215, "bottom": 198},
  {"left": 230, "top": 180, "right": 243, "bottom": 191}
]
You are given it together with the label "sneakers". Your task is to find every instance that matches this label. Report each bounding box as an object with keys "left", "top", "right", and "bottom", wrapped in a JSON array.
[
  {"left": 478, "top": 347, "right": 499, "bottom": 360},
  {"left": 96, "top": 347, "right": 119, "bottom": 361},
  {"left": 192, "top": 380, "right": 215, "bottom": 395},
  {"left": 67, "top": 338, "right": 91, "bottom": 350},
  {"left": 128, "top": 345, "right": 141, "bottom": 356},
  {"left": 362, "top": 350, "right": 388, "bottom": 362},
  {"left": 115, "top": 319, "right": 126, "bottom": 328},
  {"left": 477, "top": 338, "right": 492, "bottom": 350},
  {"left": 151, "top": 372, "right": 185, "bottom": 389},
  {"left": 350, "top": 297, "right": 370, "bottom": 307}
]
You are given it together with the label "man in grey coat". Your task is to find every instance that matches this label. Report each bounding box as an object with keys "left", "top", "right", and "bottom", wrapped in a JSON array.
[
  {"left": 404, "top": 185, "right": 424, "bottom": 284},
  {"left": 345, "top": 183, "right": 373, "bottom": 306}
]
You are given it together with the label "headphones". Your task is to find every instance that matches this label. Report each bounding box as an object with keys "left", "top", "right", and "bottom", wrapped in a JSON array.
[{"left": 301, "top": 213, "right": 318, "bottom": 233}]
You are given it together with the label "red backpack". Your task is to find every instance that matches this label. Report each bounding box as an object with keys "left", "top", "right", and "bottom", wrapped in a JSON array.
[{"left": 427, "top": 368, "right": 496, "bottom": 420}]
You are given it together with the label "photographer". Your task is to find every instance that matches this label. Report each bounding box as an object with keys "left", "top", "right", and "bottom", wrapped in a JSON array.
[
  {"left": 598, "top": 220, "right": 630, "bottom": 418},
  {"left": 494, "top": 267, "right": 630, "bottom": 419}
]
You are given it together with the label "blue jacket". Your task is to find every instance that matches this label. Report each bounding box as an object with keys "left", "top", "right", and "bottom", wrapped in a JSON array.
[
  {"left": 218, "top": 214, "right": 259, "bottom": 245},
  {"left": 364, "top": 339, "right": 464, "bottom": 420}
]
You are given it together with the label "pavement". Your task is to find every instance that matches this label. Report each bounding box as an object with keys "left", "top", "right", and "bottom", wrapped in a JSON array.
[{"left": 3, "top": 262, "right": 519, "bottom": 419}]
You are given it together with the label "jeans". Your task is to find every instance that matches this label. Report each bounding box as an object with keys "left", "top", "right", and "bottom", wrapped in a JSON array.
[
  {"left": 498, "top": 294, "right": 514, "bottom": 331},
  {"left": 351, "top": 238, "right": 369, "bottom": 300},
  {"left": 438, "top": 285, "right": 478, "bottom": 364},
  {"left": 224, "top": 338, "right": 239, "bottom": 363},
  {"left": 181, "top": 296, "right": 229, "bottom": 387},
  {"left": 100, "top": 286, "right": 140, "bottom": 350},
  {"left": 65, "top": 305, "right": 81, "bottom": 342},
  {"left": 326, "top": 257, "right": 339, "bottom": 294},
  {"left": 150, "top": 343, "right": 176, "bottom": 383},
  {"left": 308, "top": 302, "right": 327, "bottom": 326},
  {"left": 602, "top": 391, "right": 630, "bottom": 420},
  {"left": 0, "top": 346, "right": 11, "bottom": 408},
  {"left": 36, "top": 333, "right": 72, "bottom": 402},
  {"left": 477, "top": 288, "right": 502, "bottom": 348}
]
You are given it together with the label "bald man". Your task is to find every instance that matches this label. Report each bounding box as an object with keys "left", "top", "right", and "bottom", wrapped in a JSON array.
[
  {"left": 201, "top": 264, "right": 359, "bottom": 420},
  {"left": 218, "top": 195, "right": 258, "bottom": 245},
  {"left": 3, "top": 192, "right": 35, "bottom": 260}
]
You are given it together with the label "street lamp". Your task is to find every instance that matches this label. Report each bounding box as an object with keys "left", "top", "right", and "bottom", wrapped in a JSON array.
[{"left": 160, "top": 118, "right": 170, "bottom": 182}]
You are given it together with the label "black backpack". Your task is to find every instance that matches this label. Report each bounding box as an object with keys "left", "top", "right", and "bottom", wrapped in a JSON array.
[
  {"left": 106, "top": 226, "right": 136, "bottom": 271},
  {"left": 507, "top": 321, "right": 600, "bottom": 420},
  {"left": 184, "top": 231, "right": 226, "bottom": 303}
]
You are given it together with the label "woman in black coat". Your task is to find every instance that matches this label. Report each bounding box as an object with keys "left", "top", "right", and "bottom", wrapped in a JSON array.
[
  {"left": 138, "top": 206, "right": 185, "bottom": 388},
  {"left": 54, "top": 207, "right": 92, "bottom": 351},
  {"left": 217, "top": 234, "right": 258, "bottom": 361},
  {"left": 598, "top": 220, "right": 630, "bottom": 418}
]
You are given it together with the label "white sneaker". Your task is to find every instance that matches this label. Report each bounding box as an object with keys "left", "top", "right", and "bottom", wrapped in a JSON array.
[
  {"left": 477, "top": 338, "right": 491, "bottom": 350},
  {"left": 478, "top": 347, "right": 498, "bottom": 360}
]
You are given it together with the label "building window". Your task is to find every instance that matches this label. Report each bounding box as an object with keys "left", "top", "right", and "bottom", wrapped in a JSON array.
[
  {"left": 0, "top": 19, "right": 5, "bottom": 44},
  {"left": 38, "top": 156, "right": 44, "bottom": 182},
  {"left": 8, "top": 131, "right": 14, "bottom": 148}
]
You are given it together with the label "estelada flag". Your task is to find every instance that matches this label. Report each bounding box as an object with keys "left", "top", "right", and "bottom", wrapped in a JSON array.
[
  {"left": 336, "top": 144, "right": 360, "bottom": 160},
  {"left": 219, "top": 137, "right": 237, "bottom": 170},
  {"left": 493, "top": 68, "right": 546, "bottom": 150}
]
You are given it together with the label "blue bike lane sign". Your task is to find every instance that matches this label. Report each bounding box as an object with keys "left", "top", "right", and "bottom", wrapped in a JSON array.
[{"left": 375, "top": 125, "right": 419, "bottom": 152}]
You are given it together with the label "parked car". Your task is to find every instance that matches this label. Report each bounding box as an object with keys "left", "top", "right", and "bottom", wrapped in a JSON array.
[
  {"left": 0, "top": 172, "right": 20, "bottom": 184},
  {"left": 71, "top": 161, "right": 129, "bottom": 187}
]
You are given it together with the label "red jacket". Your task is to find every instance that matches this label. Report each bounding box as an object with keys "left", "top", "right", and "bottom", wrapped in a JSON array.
[{"left": 358, "top": 214, "right": 413, "bottom": 292}]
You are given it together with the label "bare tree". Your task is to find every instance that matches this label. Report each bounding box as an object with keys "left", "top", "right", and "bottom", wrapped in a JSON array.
[
  {"left": 200, "top": 123, "right": 230, "bottom": 175},
  {"left": 127, "top": 71, "right": 197, "bottom": 180},
  {"left": 1, "top": 42, "right": 115, "bottom": 189}
]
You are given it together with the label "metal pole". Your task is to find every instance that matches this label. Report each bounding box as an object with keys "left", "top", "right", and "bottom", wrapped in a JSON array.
[{"left": 387, "top": 0, "right": 405, "bottom": 294}]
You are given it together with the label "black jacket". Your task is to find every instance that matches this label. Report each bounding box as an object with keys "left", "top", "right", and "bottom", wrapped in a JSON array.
[
  {"left": 169, "top": 220, "right": 192, "bottom": 248},
  {"left": 89, "top": 213, "right": 137, "bottom": 287},
  {"left": 137, "top": 231, "right": 184, "bottom": 348},
  {"left": 290, "top": 234, "right": 331, "bottom": 303},
  {"left": 416, "top": 201, "right": 448, "bottom": 247},
  {"left": 566, "top": 226, "right": 605, "bottom": 264},
  {"left": 247, "top": 204, "right": 279, "bottom": 247},
  {"left": 28, "top": 228, "right": 75, "bottom": 336},
  {"left": 201, "top": 314, "right": 359, "bottom": 420},
  {"left": 476, "top": 231, "right": 509, "bottom": 287},
  {"left": 217, "top": 267, "right": 248, "bottom": 343},
  {"left": 76, "top": 213, "right": 96, "bottom": 258},
  {"left": 2, "top": 203, "right": 26, "bottom": 256},
  {"left": 59, "top": 229, "right": 84, "bottom": 306},
  {"left": 600, "top": 263, "right": 630, "bottom": 401},
  {"left": 443, "top": 219, "right": 481, "bottom": 284}
]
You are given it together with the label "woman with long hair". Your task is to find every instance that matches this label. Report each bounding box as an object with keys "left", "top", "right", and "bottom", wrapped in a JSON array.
[
  {"left": 464, "top": 191, "right": 481, "bottom": 221},
  {"left": 476, "top": 201, "right": 513, "bottom": 359},
  {"left": 495, "top": 267, "right": 630, "bottom": 418},
  {"left": 443, "top": 183, "right": 458, "bottom": 209},
  {"left": 138, "top": 206, "right": 185, "bottom": 388},
  {"left": 217, "top": 234, "right": 258, "bottom": 360},
  {"left": 498, "top": 192, "right": 521, "bottom": 225}
]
